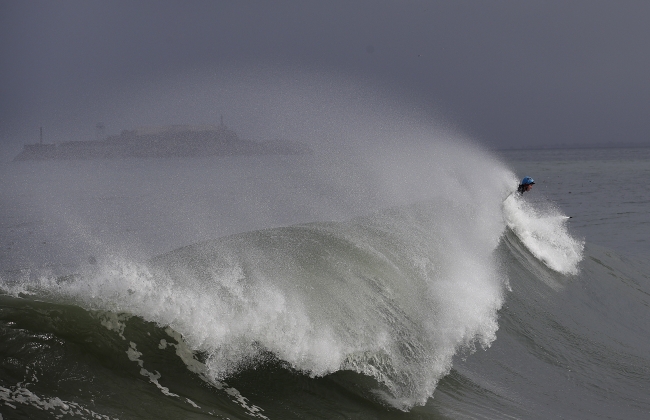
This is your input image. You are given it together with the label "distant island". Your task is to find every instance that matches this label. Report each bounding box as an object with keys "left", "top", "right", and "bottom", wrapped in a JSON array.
[{"left": 13, "top": 121, "right": 312, "bottom": 161}]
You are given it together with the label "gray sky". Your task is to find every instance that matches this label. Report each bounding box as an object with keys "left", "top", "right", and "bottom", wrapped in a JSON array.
[{"left": 2, "top": 0, "right": 649, "bottom": 155}]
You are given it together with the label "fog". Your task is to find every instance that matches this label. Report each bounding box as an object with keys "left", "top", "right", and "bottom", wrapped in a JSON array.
[{"left": 2, "top": 0, "right": 650, "bottom": 160}]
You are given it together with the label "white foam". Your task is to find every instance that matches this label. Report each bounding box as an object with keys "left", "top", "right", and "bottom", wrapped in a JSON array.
[
  {"left": 0, "top": 383, "right": 117, "bottom": 420},
  {"left": 503, "top": 194, "right": 584, "bottom": 274}
]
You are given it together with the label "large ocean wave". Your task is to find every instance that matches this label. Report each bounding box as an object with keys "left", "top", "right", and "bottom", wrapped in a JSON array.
[
  {"left": 3, "top": 138, "right": 650, "bottom": 419},
  {"left": 1, "top": 187, "right": 596, "bottom": 419}
]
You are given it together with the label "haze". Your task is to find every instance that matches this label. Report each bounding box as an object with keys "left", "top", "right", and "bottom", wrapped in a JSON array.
[{"left": 2, "top": 0, "right": 649, "bottom": 159}]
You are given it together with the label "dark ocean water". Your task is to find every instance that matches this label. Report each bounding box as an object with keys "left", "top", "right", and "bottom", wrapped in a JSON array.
[{"left": 1, "top": 145, "right": 649, "bottom": 419}]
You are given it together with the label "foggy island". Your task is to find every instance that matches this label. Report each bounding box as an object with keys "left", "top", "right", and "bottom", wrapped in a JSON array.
[{"left": 13, "top": 120, "right": 312, "bottom": 161}]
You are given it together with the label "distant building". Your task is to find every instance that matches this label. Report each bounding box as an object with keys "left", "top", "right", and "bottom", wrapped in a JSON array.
[{"left": 14, "top": 123, "right": 312, "bottom": 161}]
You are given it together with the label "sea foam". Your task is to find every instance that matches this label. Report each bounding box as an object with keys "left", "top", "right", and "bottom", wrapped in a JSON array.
[{"left": 502, "top": 194, "right": 584, "bottom": 275}]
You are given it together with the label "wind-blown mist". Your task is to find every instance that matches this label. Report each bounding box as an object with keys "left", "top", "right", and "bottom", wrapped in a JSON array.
[
  {"left": 1, "top": 70, "right": 509, "bottom": 266},
  {"left": 0, "top": 73, "right": 600, "bottom": 419}
]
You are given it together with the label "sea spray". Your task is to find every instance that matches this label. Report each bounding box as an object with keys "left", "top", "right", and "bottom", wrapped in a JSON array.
[
  {"left": 1, "top": 138, "right": 531, "bottom": 410},
  {"left": 502, "top": 194, "right": 584, "bottom": 275}
]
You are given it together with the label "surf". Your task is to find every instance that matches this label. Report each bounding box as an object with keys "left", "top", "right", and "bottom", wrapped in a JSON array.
[
  {"left": 503, "top": 193, "right": 583, "bottom": 275},
  {"left": 0, "top": 126, "right": 591, "bottom": 417}
]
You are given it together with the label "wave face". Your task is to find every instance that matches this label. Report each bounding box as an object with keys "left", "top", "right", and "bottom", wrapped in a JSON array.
[{"left": 431, "top": 235, "right": 650, "bottom": 420}]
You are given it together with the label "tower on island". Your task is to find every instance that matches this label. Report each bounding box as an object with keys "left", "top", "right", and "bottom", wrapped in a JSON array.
[{"left": 95, "top": 122, "right": 106, "bottom": 141}]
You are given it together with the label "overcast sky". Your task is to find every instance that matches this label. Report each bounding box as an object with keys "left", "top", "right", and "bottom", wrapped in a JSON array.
[{"left": 2, "top": 0, "right": 649, "bottom": 154}]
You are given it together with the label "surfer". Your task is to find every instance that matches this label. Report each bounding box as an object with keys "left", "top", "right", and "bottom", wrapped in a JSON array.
[{"left": 517, "top": 176, "right": 535, "bottom": 195}]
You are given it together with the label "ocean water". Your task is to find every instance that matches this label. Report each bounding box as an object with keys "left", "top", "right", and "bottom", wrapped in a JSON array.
[{"left": 1, "top": 143, "right": 649, "bottom": 419}]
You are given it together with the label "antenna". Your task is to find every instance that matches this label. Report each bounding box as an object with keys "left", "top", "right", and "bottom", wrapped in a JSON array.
[{"left": 95, "top": 122, "right": 106, "bottom": 141}]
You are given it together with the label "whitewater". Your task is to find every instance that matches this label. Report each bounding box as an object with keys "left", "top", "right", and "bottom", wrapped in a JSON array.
[{"left": 1, "top": 119, "right": 649, "bottom": 418}]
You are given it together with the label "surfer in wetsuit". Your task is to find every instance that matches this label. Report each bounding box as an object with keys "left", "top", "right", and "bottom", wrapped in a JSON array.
[{"left": 517, "top": 176, "right": 535, "bottom": 195}]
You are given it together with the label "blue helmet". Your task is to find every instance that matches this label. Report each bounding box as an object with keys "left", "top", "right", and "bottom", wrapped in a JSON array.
[{"left": 521, "top": 176, "right": 535, "bottom": 185}]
